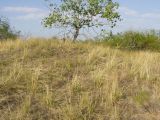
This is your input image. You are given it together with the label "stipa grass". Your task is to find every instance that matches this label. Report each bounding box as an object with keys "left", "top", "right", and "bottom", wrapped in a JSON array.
[{"left": 0, "top": 39, "right": 160, "bottom": 120}]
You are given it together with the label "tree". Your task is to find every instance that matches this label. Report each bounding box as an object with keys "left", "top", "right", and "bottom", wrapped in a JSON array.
[
  {"left": 0, "top": 17, "right": 20, "bottom": 40},
  {"left": 43, "top": 0, "right": 121, "bottom": 41}
]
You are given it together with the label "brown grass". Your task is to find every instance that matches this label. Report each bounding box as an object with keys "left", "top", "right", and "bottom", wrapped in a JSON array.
[{"left": 0, "top": 39, "right": 160, "bottom": 120}]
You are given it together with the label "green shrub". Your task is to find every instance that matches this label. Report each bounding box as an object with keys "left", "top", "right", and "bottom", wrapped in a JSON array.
[
  {"left": 0, "top": 17, "right": 20, "bottom": 40},
  {"left": 102, "top": 31, "right": 160, "bottom": 51}
]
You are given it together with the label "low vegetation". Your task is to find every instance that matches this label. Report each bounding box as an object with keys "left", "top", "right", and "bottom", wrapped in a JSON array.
[
  {"left": 1, "top": 39, "right": 160, "bottom": 120},
  {"left": 102, "top": 31, "right": 160, "bottom": 51}
]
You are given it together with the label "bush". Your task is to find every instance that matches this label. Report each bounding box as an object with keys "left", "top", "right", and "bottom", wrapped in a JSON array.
[
  {"left": 0, "top": 17, "right": 20, "bottom": 40},
  {"left": 102, "top": 31, "right": 160, "bottom": 51}
]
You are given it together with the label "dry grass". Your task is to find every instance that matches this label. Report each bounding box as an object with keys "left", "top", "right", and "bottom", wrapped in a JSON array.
[{"left": 0, "top": 39, "right": 160, "bottom": 120}]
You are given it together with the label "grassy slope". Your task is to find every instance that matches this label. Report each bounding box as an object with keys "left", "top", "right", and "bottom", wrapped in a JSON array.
[{"left": 0, "top": 39, "right": 160, "bottom": 120}]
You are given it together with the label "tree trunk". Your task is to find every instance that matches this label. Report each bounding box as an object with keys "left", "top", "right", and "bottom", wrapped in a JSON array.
[{"left": 73, "top": 28, "right": 80, "bottom": 42}]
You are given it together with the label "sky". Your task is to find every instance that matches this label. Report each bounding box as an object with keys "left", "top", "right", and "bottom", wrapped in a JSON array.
[{"left": 0, "top": 0, "right": 160, "bottom": 38}]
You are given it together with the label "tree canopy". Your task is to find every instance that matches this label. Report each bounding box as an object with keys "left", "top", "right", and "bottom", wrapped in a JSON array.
[{"left": 43, "top": 0, "right": 121, "bottom": 41}]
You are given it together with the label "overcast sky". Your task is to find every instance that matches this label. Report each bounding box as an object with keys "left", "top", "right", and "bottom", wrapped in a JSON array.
[{"left": 0, "top": 0, "right": 160, "bottom": 38}]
